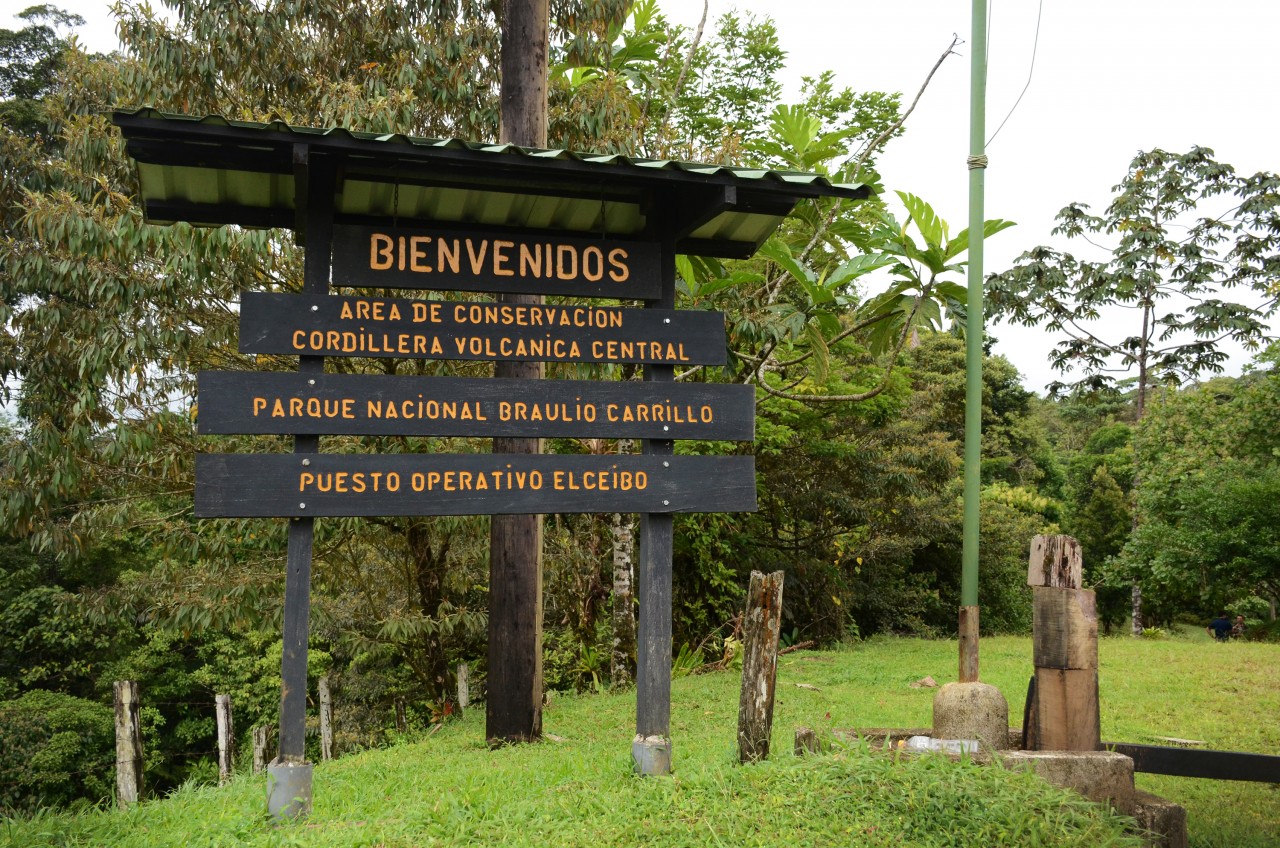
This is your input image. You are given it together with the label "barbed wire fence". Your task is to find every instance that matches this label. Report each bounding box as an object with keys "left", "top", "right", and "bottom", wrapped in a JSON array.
[{"left": 0, "top": 663, "right": 474, "bottom": 810}]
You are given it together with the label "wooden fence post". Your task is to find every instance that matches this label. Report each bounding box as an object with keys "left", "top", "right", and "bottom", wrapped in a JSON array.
[
  {"left": 737, "top": 570, "right": 785, "bottom": 763},
  {"left": 794, "top": 726, "right": 819, "bottom": 757},
  {"left": 456, "top": 663, "right": 470, "bottom": 713},
  {"left": 215, "top": 694, "right": 233, "bottom": 784},
  {"left": 113, "top": 680, "right": 143, "bottom": 807},
  {"left": 1027, "top": 534, "right": 1100, "bottom": 751},
  {"left": 318, "top": 676, "right": 334, "bottom": 761},
  {"left": 252, "top": 725, "right": 276, "bottom": 775}
]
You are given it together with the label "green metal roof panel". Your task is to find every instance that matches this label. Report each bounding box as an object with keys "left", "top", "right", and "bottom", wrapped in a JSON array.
[{"left": 112, "top": 108, "right": 872, "bottom": 257}]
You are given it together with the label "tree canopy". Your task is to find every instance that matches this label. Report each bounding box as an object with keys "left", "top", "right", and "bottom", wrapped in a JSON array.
[{"left": 988, "top": 146, "right": 1280, "bottom": 418}]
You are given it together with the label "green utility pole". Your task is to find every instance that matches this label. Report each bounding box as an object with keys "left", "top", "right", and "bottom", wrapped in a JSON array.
[{"left": 960, "top": 0, "right": 987, "bottom": 683}]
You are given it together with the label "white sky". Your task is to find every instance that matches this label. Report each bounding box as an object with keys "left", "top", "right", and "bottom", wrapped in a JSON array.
[{"left": 9, "top": 0, "right": 1280, "bottom": 393}]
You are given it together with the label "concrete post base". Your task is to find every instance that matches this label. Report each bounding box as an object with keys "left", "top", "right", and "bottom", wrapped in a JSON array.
[
  {"left": 932, "top": 681, "right": 1011, "bottom": 752},
  {"left": 266, "top": 760, "right": 313, "bottom": 821},
  {"left": 998, "top": 750, "right": 1135, "bottom": 812},
  {"left": 631, "top": 735, "right": 672, "bottom": 776}
]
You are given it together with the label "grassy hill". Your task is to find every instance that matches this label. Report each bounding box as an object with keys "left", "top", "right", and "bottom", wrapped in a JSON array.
[{"left": 3, "top": 633, "right": 1276, "bottom": 847}]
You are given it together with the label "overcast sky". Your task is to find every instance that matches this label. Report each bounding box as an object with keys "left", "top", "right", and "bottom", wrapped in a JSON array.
[{"left": 14, "top": 0, "right": 1280, "bottom": 393}]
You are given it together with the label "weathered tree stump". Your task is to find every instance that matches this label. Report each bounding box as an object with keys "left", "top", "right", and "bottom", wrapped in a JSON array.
[
  {"left": 252, "top": 724, "right": 276, "bottom": 775},
  {"left": 1028, "top": 534, "right": 1082, "bottom": 589},
  {"left": 457, "top": 662, "right": 470, "bottom": 712},
  {"left": 737, "top": 570, "right": 785, "bottom": 763},
  {"left": 794, "top": 726, "right": 820, "bottom": 756}
]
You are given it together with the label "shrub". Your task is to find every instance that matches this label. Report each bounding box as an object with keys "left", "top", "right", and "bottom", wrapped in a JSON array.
[{"left": 0, "top": 690, "right": 114, "bottom": 813}]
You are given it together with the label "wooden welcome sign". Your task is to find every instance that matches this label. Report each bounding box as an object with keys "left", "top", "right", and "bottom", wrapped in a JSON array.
[
  {"left": 113, "top": 106, "right": 864, "bottom": 814},
  {"left": 238, "top": 292, "right": 728, "bottom": 364},
  {"left": 196, "top": 454, "right": 755, "bottom": 517},
  {"left": 332, "top": 224, "right": 662, "bottom": 298},
  {"left": 197, "top": 372, "right": 755, "bottom": 440},
  {"left": 194, "top": 221, "right": 756, "bottom": 790}
]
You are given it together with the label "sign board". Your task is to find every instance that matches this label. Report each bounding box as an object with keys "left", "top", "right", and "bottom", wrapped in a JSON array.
[
  {"left": 332, "top": 224, "right": 663, "bottom": 299},
  {"left": 195, "top": 454, "right": 756, "bottom": 517},
  {"left": 239, "top": 292, "right": 728, "bottom": 365},
  {"left": 197, "top": 371, "right": 755, "bottom": 440}
]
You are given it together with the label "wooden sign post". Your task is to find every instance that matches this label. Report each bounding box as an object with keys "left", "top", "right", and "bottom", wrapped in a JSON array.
[
  {"left": 266, "top": 146, "right": 331, "bottom": 820},
  {"left": 634, "top": 238, "right": 678, "bottom": 775}
]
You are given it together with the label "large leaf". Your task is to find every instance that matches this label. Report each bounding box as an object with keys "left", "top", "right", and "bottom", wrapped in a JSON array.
[
  {"left": 826, "top": 253, "right": 895, "bottom": 288},
  {"left": 896, "top": 191, "right": 948, "bottom": 251},
  {"left": 758, "top": 238, "right": 816, "bottom": 285},
  {"left": 945, "top": 219, "right": 1016, "bottom": 260}
]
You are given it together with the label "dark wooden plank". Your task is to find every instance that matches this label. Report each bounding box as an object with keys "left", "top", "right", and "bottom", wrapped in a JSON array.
[
  {"left": 197, "top": 371, "right": 754, "bottom": 440},
  {"left": 635, "top": 238, "right": 677, "bottom": 769},
  {"left": 1105, "top": 743, "right": 1280, "bottom": 783},
  {"left": 196, "top": 454, "right": 756, "bottom": 517},
  {"left": 332, "top": 224, "right": 662, "bottom": 299},
  {"left": 238, "top": 292, "right": 728, "bottom": 365}
]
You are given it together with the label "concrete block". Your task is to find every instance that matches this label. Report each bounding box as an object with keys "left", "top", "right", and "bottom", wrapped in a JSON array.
[
  {"left": 998, "top": 750, "right": 1135, "bottom": 813},
  {"left": 933, "top": 681, "right": 1011, "bottom": 751},
  {"left": 1132, "top": 789, "right": 1188, "bottom": 848}
]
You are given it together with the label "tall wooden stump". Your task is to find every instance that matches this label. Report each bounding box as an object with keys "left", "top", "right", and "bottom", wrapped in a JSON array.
[
  {"left": 737, "top": 570, "right": 785, "bottom": 763},
  {"left": 113, "top": 680, "right": 143, "bottom": 807},
  {"left": 1026, "top": 534, "right": 1100, "bottom": 751}
]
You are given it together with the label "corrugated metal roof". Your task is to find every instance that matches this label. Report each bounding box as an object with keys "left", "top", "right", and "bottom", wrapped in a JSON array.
[{"left": 113, "top": 108, "right": 872, "bottom": 258}]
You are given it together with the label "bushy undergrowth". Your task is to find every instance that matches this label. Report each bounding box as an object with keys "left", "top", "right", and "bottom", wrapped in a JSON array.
[
  {"left": 0, "top": 691, "right": 114, "bottom": 814},
  {"left": 3, "top": 635, "right": 1275, "bottom": 848}
]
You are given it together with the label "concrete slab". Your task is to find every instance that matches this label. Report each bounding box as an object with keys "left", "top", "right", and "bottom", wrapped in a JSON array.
[
  {"left": 998, "top": 750, "right": 1135, "bottom": 813},
  {"left": 1132, "top": 789, "right": 1188, "bottom": 848}
]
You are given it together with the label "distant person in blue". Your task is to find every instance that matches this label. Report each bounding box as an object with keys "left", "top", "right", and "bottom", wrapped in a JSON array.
[{"left": 1207, "top": 612, "right": 1232, "bottom": 641}]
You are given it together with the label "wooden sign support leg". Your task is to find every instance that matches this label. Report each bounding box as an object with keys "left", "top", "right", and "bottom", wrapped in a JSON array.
[
  {"left": 633, "top": 239, "right": 676, "bottom": 776},
  {"left": 268, "top": 145, "right": 333, "bottom": 820}
]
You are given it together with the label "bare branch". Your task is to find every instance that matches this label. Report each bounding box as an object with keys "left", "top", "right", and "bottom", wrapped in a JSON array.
[{"left": 849, "top": 35, "right": 961, "bottom": 181}]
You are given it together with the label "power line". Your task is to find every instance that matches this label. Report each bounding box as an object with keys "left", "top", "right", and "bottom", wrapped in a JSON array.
[{"left": 987, "top": 0, "right": 1044, "bottom": 147}]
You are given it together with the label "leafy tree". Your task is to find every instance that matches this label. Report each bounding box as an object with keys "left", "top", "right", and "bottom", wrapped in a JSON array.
[
  {"left": 0, "top": 4, "right": 84, "bottom": 136},
  {"left": 989, "top": 146, "right": 1280, "bottom": 418},
  {"left": 0, "top": 690, "right": 114, "bottom": 812},
  {"left": 0, "top": 0, "right": 649, "bottom": 712},
  {"left": 1120, "top": 354, "right": 1280, "bottom": 620},
  {"left": 1070, "top": 464, "right": 1131, "bottom": 631}
]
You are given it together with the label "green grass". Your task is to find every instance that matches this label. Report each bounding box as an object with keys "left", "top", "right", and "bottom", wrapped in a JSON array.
[{"left": 4, "top": 634, "right": 1276, "bottom": 847}]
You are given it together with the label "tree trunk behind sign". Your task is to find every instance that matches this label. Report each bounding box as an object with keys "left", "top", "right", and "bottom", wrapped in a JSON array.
[
  {"left": 488, "top": 0, "right": 550, "bottom": 745},
  {"left": 611, "top": 507, "right": 637, "bottom": 687},
  {"left": 611, "top": 440, "right": 637, "bottom": 687}
]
